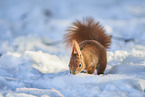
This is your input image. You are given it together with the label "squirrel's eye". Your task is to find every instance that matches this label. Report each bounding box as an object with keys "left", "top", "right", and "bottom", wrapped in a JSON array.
[{"left": 79, "top": 64, "right": 81, "bottom": 67}]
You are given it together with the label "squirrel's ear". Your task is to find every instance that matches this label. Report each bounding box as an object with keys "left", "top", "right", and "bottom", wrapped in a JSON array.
[{"left": 72, "top": 40, "right": 81, "bottom": 56}]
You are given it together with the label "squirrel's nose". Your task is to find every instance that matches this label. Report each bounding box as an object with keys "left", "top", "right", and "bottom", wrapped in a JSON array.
[
  {"left": 70, "top": 71, "right": 76, "bottom": 75},
  {"left": 72, "top": 70, "right": 77, "bottom": 75},
  {"left": 70, "top": 70, "right": 77, "bottom": 75}
]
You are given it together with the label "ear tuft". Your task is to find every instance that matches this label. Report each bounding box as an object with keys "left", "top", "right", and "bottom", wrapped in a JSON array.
[{"left": 72, "top": 40, "right": 81, "bottom": 56}]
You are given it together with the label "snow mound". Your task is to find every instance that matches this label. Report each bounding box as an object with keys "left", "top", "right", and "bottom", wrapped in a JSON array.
[{"left": 25, "top": 51, "right": 67, "bottom": 73}]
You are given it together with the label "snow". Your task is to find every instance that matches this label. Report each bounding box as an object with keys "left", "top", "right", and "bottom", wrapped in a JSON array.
[
  {"left": 25, "top": 51, "right": 67, "bottom": 73},
  {"left": 0, "top": 0, "right": 145, "bottom": 97}
]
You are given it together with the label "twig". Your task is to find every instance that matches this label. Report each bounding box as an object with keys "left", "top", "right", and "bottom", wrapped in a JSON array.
[
  {"left": 43, "top": 40, "right": 62, "bottom": 45},
  {"left": 51, "top": 88, "right": 65, "bottom": 97},
  {"left": 111, "top": 35, "right": 134, "bottom": 43}
]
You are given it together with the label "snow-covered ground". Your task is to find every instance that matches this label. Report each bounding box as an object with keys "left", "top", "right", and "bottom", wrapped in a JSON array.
[{"left": 0, "top": 0, "right": 145, "bottom": 97}]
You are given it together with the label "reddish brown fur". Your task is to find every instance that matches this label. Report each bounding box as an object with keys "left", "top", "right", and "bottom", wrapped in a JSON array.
[
  {"left": 64, "top": 17, "right": 111, "bottom": 75},
  {"left": 80, "top": 40, "right": 107, "bottom": 75},
  {"left": 64, "top": 17, "right": 111, "bottom": 49}
]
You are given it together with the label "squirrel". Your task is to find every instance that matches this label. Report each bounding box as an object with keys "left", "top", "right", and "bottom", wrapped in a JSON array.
[{"left": 64, "top": 17, "right": 111, "bottom": 75}]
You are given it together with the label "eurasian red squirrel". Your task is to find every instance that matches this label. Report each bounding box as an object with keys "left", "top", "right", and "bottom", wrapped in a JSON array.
[{"left": 64, "top": 17, "right": 111, "bottom": 75}]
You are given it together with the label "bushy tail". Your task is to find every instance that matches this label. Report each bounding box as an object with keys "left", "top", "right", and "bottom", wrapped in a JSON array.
[{"left": 64, "top": 17, "right": 111, "bottom": 49}]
